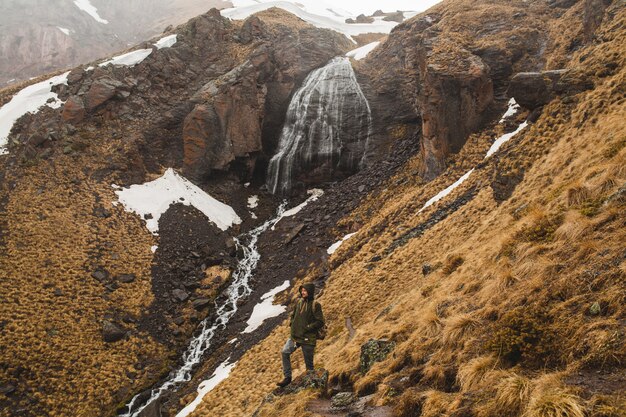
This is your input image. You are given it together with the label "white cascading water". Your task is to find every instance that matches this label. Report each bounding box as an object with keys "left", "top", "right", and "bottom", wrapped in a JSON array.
[
  {"left": 266, "top": 56, "right": 372, "bottom": 195},
  {"left": 121, "top": 202, "right": 288, "bottom": 417}
]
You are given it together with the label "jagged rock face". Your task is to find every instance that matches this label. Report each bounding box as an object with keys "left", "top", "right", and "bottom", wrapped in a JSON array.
[
  {"left": 359, "top": 2, "right": 556, "bottom": 179},
  {"left": 182, "top": 56, "right": 269, "bottom": 178},
  {"left": 266, "top": 57, "right": 372, "bottom": 195},
  {"left": 180, "top": 13, "right": 353, "bottom": 181},
  {"left": 0, "top": 0, "right": 229, "bottom": 85},
  {"left": 418, "top": 44, "right": 493, "bottom": 178}
]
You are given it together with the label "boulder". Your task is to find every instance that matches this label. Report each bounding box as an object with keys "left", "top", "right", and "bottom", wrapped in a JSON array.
[
  {"left": 507, "top": 69, "right": 592, "bottom": 109},
  {"left": 192, "top": 298, "right": 211, "bottom": 310},
  {"left": 102, "top": 321, "right": 126, "bottom": 343},
  {"left": 360, "top": 339, "right": 395, "bottom": 374},
  {"left": 91, "top": 268, "right": 109, "bottom": 282},
  {"left": 0, "top": 383, "right": 16, "bottom": 395},
  {"left": 346, "top": 14, "right": 375, "bottom": 24},
  {"left": 85, "top": 77, "right": 127, "bottom": 111},
  {"left": 61, "top": 96, "right": 85, "bottom": 123}
]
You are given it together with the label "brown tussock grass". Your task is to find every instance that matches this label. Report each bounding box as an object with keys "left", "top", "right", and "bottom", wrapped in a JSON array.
[
  {"left": 456, "top": 355, "right": 499, "bottom": 392},
  {"left": 478, "top": 371, "right": 533, "bottom": 417},
  {"left": 441, "top": 313, "right": 482, "bottom": 347}
]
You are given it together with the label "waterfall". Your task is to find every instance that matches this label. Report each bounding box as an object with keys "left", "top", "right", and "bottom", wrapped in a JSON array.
[{"left": 266, "top": 57, "right": 372, "bottom": 195}]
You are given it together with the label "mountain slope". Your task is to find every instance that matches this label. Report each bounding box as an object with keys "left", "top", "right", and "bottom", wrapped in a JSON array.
[{"left": 189, "top": 1, "right": 626, "bottom": 416}]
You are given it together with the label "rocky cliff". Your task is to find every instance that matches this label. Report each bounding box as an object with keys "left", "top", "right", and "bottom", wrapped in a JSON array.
[{"left": 357, "top": 0, "right": 600, "bottom": 179}]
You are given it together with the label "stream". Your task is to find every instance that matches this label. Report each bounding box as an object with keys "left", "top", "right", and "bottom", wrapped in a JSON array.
[{"left": 120, "top": 202, "right": 288, "bottom": 417}]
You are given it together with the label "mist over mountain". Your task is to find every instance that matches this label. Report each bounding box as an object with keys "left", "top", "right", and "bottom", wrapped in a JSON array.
[{"left": 0, "top": 0, "right": 230, "bottom": 85}]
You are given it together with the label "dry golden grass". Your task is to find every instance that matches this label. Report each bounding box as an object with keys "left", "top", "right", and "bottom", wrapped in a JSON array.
[
  {"left": 189, "top": 2, "right": 626, "bottom": 416},
  {"left": 0, "top": 143, "right": 167, "bottom": 416},
  {"left": 456, "top": 355, "right": 498, "bottom": 392}
]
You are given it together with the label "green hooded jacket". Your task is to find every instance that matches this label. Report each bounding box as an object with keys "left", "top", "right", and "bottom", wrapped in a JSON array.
[{"left": 290, "top": 283, "right": 324, "bottom": 346}]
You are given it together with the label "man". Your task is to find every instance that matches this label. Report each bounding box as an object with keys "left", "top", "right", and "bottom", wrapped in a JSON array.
[{"left": 277, "top": 282, "right": 325, "bottom": 388}]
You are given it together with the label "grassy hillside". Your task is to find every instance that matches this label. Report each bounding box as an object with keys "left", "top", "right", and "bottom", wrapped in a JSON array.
[{"left": 192, "top": 2, "right": 626, "bottom": 416}]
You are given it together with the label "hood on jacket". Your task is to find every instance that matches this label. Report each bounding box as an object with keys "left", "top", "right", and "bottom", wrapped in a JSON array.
[{"left": 299, "top": 283, "right": 315, "bottom": 301}]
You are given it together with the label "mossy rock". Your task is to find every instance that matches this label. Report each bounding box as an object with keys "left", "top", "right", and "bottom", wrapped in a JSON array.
[
  {"left": 360, "top": 339, "right": 396, "bottom": 374},
  {"left": 280, "top": 369, "right": 329, "bottom": 395}
]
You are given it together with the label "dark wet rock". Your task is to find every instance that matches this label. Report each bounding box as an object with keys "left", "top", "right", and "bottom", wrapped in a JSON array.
[
  {"left": 172, "top": 289, "right": 189, "bottom": 302},
  {"left": 136, "top": 396, "right": 162, "bottom": 417},
  {"left": 91, "top": 268, "right": 109, "bottom": 282},
  {"left": 192, "top": 298, "right": 211, "bottom": 310},
  {"left": 360, "top": 339, "right": 395, "bottom": 374},
  {"left": 117, "top": 274, "right": 136, "bottom": 284},
  {"left": 102, "top": 321, "right": 126, "bottom": 343}
]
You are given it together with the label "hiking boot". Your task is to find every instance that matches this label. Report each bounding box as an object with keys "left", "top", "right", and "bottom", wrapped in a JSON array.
[{"left": 276, "top": 377, "right": 291, "bottom": 388}]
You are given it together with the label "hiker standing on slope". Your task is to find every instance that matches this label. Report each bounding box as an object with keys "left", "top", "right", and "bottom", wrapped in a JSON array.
[{"left": 277, "top": 283, "right": 325, "bottom": 388}]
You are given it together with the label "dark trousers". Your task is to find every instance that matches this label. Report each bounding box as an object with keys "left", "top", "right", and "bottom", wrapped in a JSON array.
[{"left": 281, "top": 338, "right": 314, "bottom": 379}]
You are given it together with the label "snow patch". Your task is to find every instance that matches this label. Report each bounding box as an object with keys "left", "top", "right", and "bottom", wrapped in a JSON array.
[
  {"left": 485, "top": 121, "right": 529, "bottom": 159},
  {"left": 346, "top": 41, "right": 380, "bottom": 60},
  {"left": 418, "top": 169, "right": 475, "bottom": 213},
  {"left": 154, "top": 34, "right": 177, "bottom": 49},
  {"left": 327, "top": 232, "right": 357, "bottom": 255},
  {"left": 114, "top": 168, "right": 241, "bottom": 235},
  {"left": 247, "top": 195, "right": 259, "bottom": 209},
  {"left": 151, "top": 246, "right": 158, "bottom": 253},
  {"left": 175, "top": 359, "right": 237, "bottom": 417},
  {"left": 57, "top": 27, "right": 71, "bottom": 36},
  {"left": 0, "top": 72, "right": 70, "bottom": 154},
  {"left": 242, "top": 280, "right": 290, "bottom": 333},
  {"left": 99, "top": 49, "right": 153, "bottom": 68},
  {"left": 498, "top": 98, "right": 521, "bottom": 123},
  {"left": 84, "top": 66, "right": 95, "bottom": 72},
  {"left": 73, "top": 0, "right": 109, "bottom": 24}
]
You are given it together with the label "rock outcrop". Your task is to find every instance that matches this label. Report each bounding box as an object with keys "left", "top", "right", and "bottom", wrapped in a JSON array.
[
  {"left": 181, "top": 11, "right": 352, "bottom": 180},
  {"left": 507, "top": 69, "right": 593, "bottom": 109},
  {"left": 359, "top": 1, "right": 559, "bottom": 178}
]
